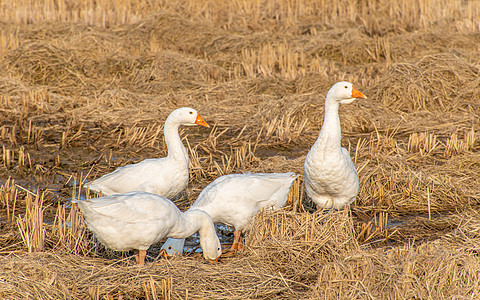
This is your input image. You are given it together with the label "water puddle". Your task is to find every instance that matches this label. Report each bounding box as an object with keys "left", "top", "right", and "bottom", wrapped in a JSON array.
[
  {"left": 386, "top": 218, "right": 404, "bottom": 228},
  {"left": 184, "top": 224, "right": 234, "bottom": 254}
]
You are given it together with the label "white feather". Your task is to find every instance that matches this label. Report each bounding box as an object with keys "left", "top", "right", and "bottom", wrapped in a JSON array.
[
  {"left": 304, "top": 81, "right": 365, "bottom": 209},
  {"left": 84, "top": 107, "right": 208, "bottom": 198},
  {"left": 162, "top": 172, "right": 298, "bottom": 255},
  {"left": 74, "top": 191, "right": 221, "bottom": 261}
]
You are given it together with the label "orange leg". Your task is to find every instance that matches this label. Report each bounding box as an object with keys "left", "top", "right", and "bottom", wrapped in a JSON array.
[
  {"left": 237, "top": 234, "right": 244, "bottom": 251},
  {"left": 229, "top": 230, "right": 243, "bottom": 254},
  {"left": 134, "top": 249, "right": 146, "bottom": 265}
]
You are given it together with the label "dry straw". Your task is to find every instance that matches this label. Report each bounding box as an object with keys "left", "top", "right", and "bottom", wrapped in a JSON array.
[
  {"left": 245, "top": 209, "right": 359, "bottom": 281},
  {"left": 0, "top": 0, "right": 475, "bottom": 32},
  {"left": 0, "top": 178, "right": 18, "bottom": 224},
  {"left": 371, "top": 53, "right": 480, "bottom": 112},
  {"left": 309, "top": 241, "right": 480, "bottom": 299},
  {"left": 48, "top": 202, "right": 91, "bottom": 255},
  {"left": 16, "top": 191, "right": 46, "bottom": 253},
  {"left": 1, "top": 0, "right": 480, "bottom": 298}
]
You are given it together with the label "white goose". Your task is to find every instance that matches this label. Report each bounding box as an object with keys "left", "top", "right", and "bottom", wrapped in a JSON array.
[
  {"left": 304, "top": 81, "right": 366, "bottom": 210},
  {"left": 161, "top": 172, "right": 298, "bottom": 255},
  {"left": 85, "top": 107, "right": 209, "bottom": 198},
  {"left": 73, "top": 191, "right": 221, "bottom": 265}
]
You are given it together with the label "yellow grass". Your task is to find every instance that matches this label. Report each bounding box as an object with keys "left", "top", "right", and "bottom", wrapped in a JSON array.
[
  {"left": 0, "top": 0, "right": 475, "bottom": 32},
  {"left": 16, "top": 191, "right": 46, "bottom": 253}
]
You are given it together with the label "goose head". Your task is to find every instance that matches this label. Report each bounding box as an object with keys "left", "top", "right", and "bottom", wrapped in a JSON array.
[
  {"left": 166, "top": 107, "right": 210, "bottom": 128},
  {"left": 201, "top": 230, "right": 222, "bottom": 262},
  {"left": 188, "top": 209, "right": 222, "bottom": 262},
  {"left": 326, "top": 81, "right": 367, "bottom": 105}
]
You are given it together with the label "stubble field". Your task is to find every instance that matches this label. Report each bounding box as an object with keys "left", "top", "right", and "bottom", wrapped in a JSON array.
[{"left": 1, "top": 0, "right": 480, "bottom": 299}]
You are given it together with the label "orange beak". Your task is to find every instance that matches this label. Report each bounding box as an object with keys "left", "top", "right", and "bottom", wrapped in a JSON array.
[
  {"left": 209, "top": 256, "right": 220, "bottom": 263},
  {"left": 351, "top": 87, "right": 367, "bottom": 99},
  {"left": 195, "top": 114, "right": 210, "bottom": 128}
]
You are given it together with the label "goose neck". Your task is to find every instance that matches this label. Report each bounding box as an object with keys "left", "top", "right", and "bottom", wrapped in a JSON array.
[
  {"left": 184, "top": 209, "right": 214, "bottom": 235},
  {"left": 163, "top": 120, "right": 188, "bottom": 162},
  {"left": 169, "top": 209, "right": 206, "bottom": 238},
  {"left": 186, "top": 209, "right": 217, "bottom": 255},
  {"left": 318, "top": 100, "right": 342, "bottom": 144},
  {"left": 183, "top": 209, "right": 219, "bottom": 261}
]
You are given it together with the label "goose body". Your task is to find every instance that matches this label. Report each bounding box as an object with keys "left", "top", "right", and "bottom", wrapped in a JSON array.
[
  {"left": 74, "top": 191, "right": 221, "bottom": 265},
  {"left": 304, "top": 81, "right": 366, "bottom": 210},
  {"left": 85, "top": 107, "right": 209, "bottom": 198},
  {"left": 161, "top": 172, "right": 298, "bottom": 255}
]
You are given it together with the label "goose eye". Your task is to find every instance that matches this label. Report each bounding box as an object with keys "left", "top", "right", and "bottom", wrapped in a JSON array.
[
  {"left": 344, "top": 86, "right": 348, "bottom": 89},
  {"left": 189, "top": 111, "right": 193, "bottom": 114}
]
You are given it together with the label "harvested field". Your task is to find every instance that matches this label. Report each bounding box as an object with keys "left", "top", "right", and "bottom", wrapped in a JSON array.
[{"left": 1, "top": 0, "right": 480, "bottom": 298}]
